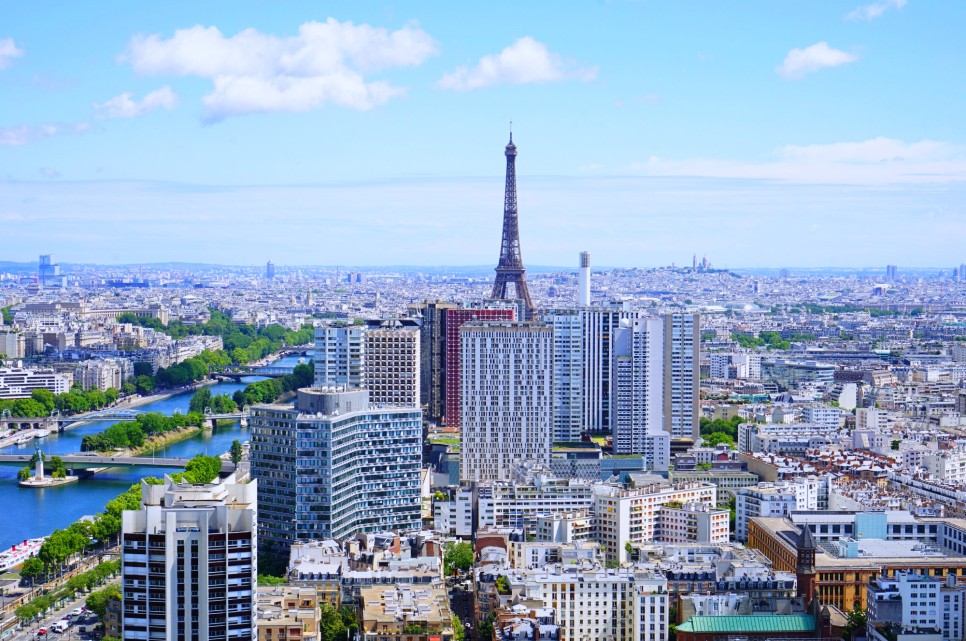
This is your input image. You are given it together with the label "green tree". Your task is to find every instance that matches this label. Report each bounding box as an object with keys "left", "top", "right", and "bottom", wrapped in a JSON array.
[
  {"left": 891, "top": 439, "right": 901, "bottom": 451},
  {"left": 443, "top": 541, "right": 474, "bottom": 575},
  {"left": 189, "top": 388, "right": 213, "bottom": 414},
  {"left": 319, "top": 603, "right": 348, "bottom": 641},
  {"left": 453, "top": 614, "right": 466, "bottom": 641},
  {"left": 134, "top": 375, "right": 156, "bottom": 394},
  {"left": 31, "top": 388, "right": 56, "bottom": 413},
  {"left": 338, "top": 605, "right": 358, "bottom": 637},
  {"left": 696, "top": 462, "right": 713, "bottom": 471},
  {"left": 11, "top": 398, "right": 47, "bottom": 417},
  {"left": 20, "top": 556, "right": 44, "bottom": 582},
  {"left": 704, "top": 431, "right": 735, "bottom": 448},
  {"left": 230, "top": 439, "right": 244, "bottom": 467},
  {"left": 15, "top": 603, "right": 39, "bottom": 623},
  {"left": 132, "top": 361, "right": 154, "bottom": 377},
  {"left": 180, "top": 454, "right": 222, "bottom": 484},
  {"left": 210, "top": 394, "right": 237, "bottom": 413},
  {"left": 842, "top": 608, "right": 867, "bottom": 640},
  {"left": 86, "top": 584, "right": 122, "bottom": 619},
  {"left": 18, "top": 466, "right": 31, "bottom": 482},
  {"left": 478, "top": 613, "right": 496, "bottom": 641},
  {"left": 257, "top": 574, "right": 286, "bottom": 586}
]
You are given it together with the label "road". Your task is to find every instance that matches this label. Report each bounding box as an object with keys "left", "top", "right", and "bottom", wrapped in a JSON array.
[
  {"left": 448, "top": 579, "right": 476, "bottom": 641},
  {"left": 3, "top": 582, "right": 109, "bottom": 641},
  {"left": 1, "top": 549, "right": 118, "bottom": 640}
]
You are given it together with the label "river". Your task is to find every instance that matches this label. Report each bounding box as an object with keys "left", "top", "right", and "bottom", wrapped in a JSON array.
[{"left": 0, "top": 355, "right": 303, "bottom": 551}]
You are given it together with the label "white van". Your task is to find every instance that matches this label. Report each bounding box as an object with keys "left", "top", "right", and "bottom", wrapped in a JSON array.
[{"left": 51, "top": 620, "right": 70, "bottom": 633}]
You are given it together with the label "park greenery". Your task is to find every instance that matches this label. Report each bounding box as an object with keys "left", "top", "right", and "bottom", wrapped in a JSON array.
[
  {"left": 699, "top": 415, "right": 742, "bottom": 449},
  {"left": 443, "top": 541, "right": 474, "bottom": 575},
  {"left": 81, "top": 411, "right": 204, "bottom": 453},
  {"left": 730, "top": 330, "right": 820, "bottom": 350},
  {"left": 14, "top": 559, "right": 121, "bottom": 624}
]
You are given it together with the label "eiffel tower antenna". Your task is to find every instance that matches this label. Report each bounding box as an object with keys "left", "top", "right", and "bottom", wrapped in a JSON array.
[{"left": 490, "top": 130, "right": 534, "bottom": 318}]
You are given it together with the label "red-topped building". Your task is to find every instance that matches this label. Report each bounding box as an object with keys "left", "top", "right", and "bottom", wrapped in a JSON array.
[{"left": 443, "top": 307, "right": 514, "bottom": 429}]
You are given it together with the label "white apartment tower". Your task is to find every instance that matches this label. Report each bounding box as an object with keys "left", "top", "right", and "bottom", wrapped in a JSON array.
[
  {"left": 460, "top": 322, "right": 553, "bottom": 482},
  {"left": 364, "top": 323, "right": 420, "bottom": 407},
  {"left": 544, "top": 303, "right": 639, "bottom": 441},
  {"left": 613, "top": 318, "right": 670, "bottom": 470},
  {"left": 664, "top": 313, "right": 700, "bottom": 439},
  {"left": 550, "top": 312, "right": 583, "bottom": 442},
  {"left": 121, "top": 474, "right": 257, "bottom": 641},
  {"left": 313, "top": 322, "right": 365, "bottom": 389}
]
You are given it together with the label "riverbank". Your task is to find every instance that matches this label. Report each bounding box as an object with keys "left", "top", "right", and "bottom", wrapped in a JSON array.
[
  {"left": 0, "top": 428, "right": 47, "bottom": 450},
  {"left": 0, "top": 356, "right": 293, "bottom": 551},
  {"left": 130, "top": 425, "right": 203, "bottom": 457},
  {"left": 118, "top": 378, "right": 219, "bottom": 410}
]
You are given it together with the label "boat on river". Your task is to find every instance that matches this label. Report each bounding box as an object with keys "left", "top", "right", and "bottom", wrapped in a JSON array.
[{"left": 0, "top": 537, "right": 46, "bottom": 572}]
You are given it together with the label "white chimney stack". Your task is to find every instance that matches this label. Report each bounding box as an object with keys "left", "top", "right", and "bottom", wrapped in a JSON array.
[{"left": 578, "top": 251, "right": 591, "bottom": 307}]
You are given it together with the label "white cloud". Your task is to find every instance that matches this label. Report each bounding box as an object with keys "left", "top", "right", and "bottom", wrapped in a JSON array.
[
  {"left": 437, "top": 37, "right": 597, "bottom": 91},
  {"left": 776, "top": 42, "right": 858, "bottom": 80},
  {"left": 121, "top": 19, "right": 438, "bottom": 120},
  {"left": 94, "top": 86, "right": 179, "bottom": 119},
  {"left": 629, "top": 137, "right": 966, "bottom": 185},
  {"left": 0, "top": 37, "right": 24, "bottom": 69},
  {"left": 846, "top": 0, "right": 907, "bottom": 21},
  {"left": 0, "top": 122, "right": 89, "bottom": 146},
  {"left": 780, "top": 137, "right": 951, "bottom": 164}
]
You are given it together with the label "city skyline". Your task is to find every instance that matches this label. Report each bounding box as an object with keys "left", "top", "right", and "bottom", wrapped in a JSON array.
[{"left": 1, "top": 1, "right": 964, "bottom": 267}]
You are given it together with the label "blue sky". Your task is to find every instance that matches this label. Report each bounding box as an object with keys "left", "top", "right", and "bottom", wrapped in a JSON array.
[{"left": 1, "top": 1, "right": 964, "bottom": 267}]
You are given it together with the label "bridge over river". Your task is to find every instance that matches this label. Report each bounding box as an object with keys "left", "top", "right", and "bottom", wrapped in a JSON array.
[{"left": 0, "top": 453, "right": 235, "bottom": 474}]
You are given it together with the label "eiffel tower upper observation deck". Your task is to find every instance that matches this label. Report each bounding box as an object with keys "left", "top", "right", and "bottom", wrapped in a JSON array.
[{"left": 490, "top": 132, "right": 535, "bottom": 318}]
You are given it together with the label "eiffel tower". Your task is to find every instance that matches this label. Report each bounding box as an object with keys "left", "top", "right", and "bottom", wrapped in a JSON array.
[{"left": 490, "top": 132, "right": 534, "bottom": 318}]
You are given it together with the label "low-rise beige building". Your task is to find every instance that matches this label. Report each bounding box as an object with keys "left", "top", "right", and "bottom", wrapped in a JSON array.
[
  {"left": 256, "top": 585, "right": 319, "bottom": 641},
  {"left": 359, "top": 585, "right": 454, "bottom": 641}
]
